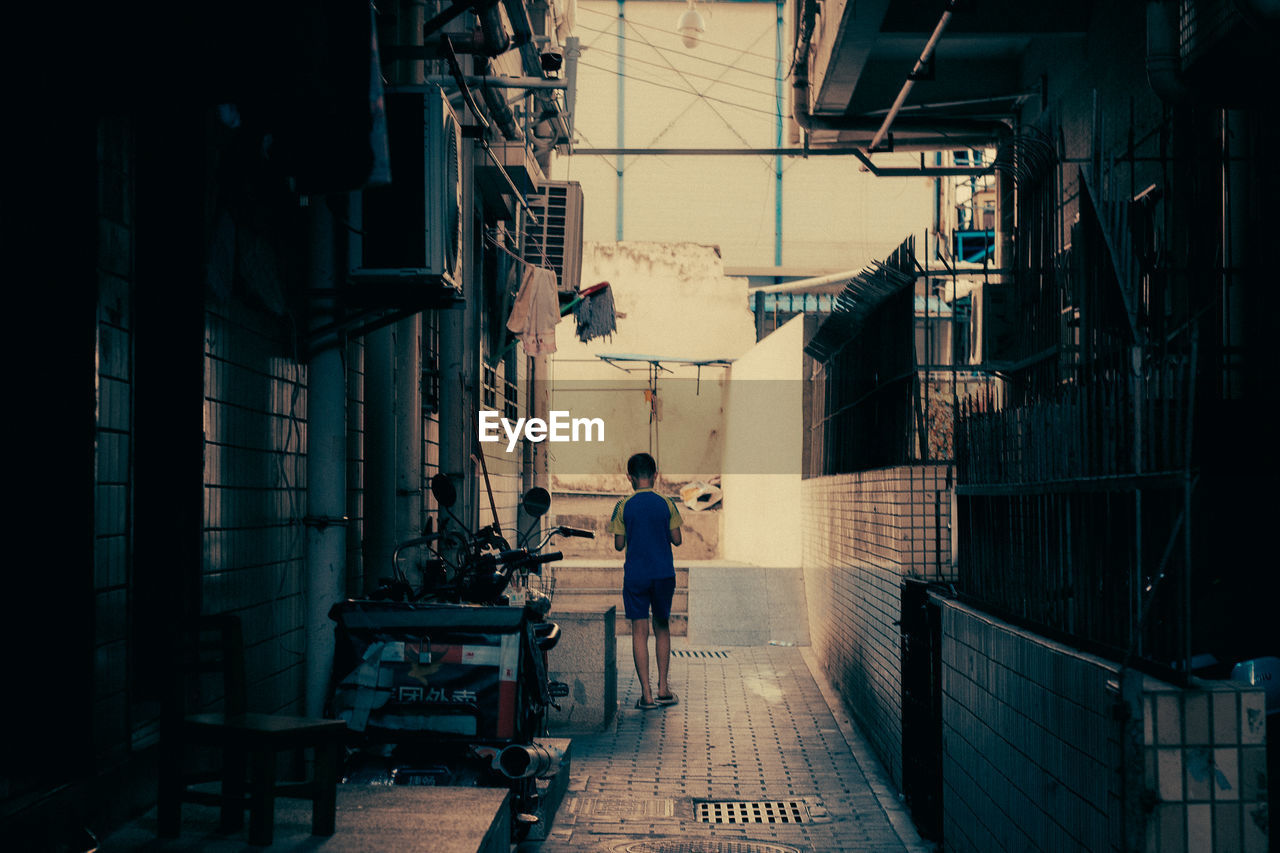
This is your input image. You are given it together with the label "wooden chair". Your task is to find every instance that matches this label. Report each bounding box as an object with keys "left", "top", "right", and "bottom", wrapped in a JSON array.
[{"left": 157, "top": 613, "right": 349, "bottom": 846}]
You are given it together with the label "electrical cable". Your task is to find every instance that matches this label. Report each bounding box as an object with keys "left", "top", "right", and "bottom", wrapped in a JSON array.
[
  {"left": 577, "top": 60, "right": 782, "bottom": 117},
  {"left": 573, "top": 21, "right": 784, "bottom": 81},
  {"left": 582, "top": 42, "right": 782, "bottom": 96},
  {"left": 622, "top": 18, "right": 773, "bottom": 169},
  {"left": 577, "top": 4, "right": 782, "bottom": 63}
]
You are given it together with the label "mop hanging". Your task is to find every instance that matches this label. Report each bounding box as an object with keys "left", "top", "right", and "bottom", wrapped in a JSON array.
[{"left": 573, "top": 281, "right": 617, "bottom": 343}]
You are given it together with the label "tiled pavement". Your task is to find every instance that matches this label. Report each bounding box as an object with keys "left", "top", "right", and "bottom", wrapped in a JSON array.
[
  {"left": 97, "top": 637, "right": 930, "bottom": 852},
  {"left": 524, "top": 637, "right": 933, "bottom": 853}
]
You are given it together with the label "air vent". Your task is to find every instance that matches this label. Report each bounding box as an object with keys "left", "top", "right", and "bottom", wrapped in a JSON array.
[{"left": 523, "top": 180, "right": 583, "bottom": 294}]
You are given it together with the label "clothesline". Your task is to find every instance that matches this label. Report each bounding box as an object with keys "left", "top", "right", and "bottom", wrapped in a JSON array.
[{"left": 483, "top": 231, "right": 554, "bottom": 277}]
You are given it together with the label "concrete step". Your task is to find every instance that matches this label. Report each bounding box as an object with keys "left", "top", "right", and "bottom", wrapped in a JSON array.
[
  {"left": 554, "top": 589, "right": 688, "bottom": 615},
  {"left": 549, "top": 491, "right": 720, "bottom": 559},
  {"left": 551, "top": 562, "right": 688, "bottom": 636},
  {"left": 553, "top": 564, "right": 689, "bottom": 589},
  {"left": 599, "top": 612, "right": 686, "bottom": 636}
]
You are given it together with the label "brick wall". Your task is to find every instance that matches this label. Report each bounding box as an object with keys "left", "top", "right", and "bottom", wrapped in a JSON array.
[
  {"left": 801, "top": 464, "right": 954, "bottom": 790},
  {"left": 203, "top": 303, "right": 308, "bottom": 714}
]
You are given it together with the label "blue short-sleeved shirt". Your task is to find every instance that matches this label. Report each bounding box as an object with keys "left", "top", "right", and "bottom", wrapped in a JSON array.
[{"left": 607, "top": 489, "right": 682, "bottom": 581}]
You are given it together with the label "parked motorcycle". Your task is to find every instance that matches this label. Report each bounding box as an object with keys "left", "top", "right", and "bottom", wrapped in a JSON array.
[{"left": 326, "top": 477, "right": 592, "bottom": 838}]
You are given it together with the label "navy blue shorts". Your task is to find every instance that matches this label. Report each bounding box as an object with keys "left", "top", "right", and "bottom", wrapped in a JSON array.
[{"left": 623, "top": 576, "right": 677, "bottom": 622}]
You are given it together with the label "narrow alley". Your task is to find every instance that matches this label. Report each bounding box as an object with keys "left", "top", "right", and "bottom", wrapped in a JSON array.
[
  {"left": 98, "top": 636, "right": 929, "bottom": 853},
  {"left": 530, "top": 638, "right": 928, "bottom": 853},
  {"left": 8, "top": 1, "right": 1276, "bottom": 851}
]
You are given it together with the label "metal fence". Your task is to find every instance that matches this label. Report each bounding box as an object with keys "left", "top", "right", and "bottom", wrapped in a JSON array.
[{"left": 955, "top": 345, "right": 1198, "bottom": 670}]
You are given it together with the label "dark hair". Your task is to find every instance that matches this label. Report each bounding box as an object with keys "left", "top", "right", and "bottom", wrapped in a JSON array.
[{"left": 627, "top": 452, "right": 657, "bottom": 480}]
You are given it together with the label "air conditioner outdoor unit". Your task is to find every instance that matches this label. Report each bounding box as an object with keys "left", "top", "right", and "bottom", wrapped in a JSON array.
[
  {"left": 522, "top": 180, "right": 583, "bottom": 294},
  {"left": 354, "top": 86, "right": 464, "bottom": 299}
]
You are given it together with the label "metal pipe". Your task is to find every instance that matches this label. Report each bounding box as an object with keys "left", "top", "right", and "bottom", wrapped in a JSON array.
[
  {"left": 617, "top": 0, "right": 626, "bottom": 240},
  {"left": 864, "top": 92, "right": 1037, "bottom": 116},
  {"left": 868, "top": 1, "right": 957, "bottom": 152},
  {"left": 790, "top": 0, "right": 1006, "bottom": 149},
  {"left": 753, "top": 265, "right": 1013, "bottom": 295},
  {"left": 475, "top": 0, "right": 512, "bottom": 56},
  {"left": 1146, "top": 0, "right": 1188, "bottom": 103},
  {"left": 393, "top": 311, "right": 423, "bottom": 558},
  {"left": 414, "top": 76, "right": 568, "bottom": 90},
  {"left": 775, "top": 0, "right": 784, "bottom": 266},
  {"left": 477, "top": 67, "right": 522, "bottom": 140},
  {"left": 574, "top": 147, "right": 996, "bottom": 168},
  {"left": 564, "top": 35, "right": 581, "bottom": 146},
  {"left": 364, "top": 324, "right": 397, "bottom": 596},
  {"left": 495, "top": 741, "right": 566, "bottom": 779},
  {"left": 304, "top": 200, "right": 348, "bottom": 717}
]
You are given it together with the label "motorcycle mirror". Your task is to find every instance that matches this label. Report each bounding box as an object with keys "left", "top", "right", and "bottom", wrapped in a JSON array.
[
  {"left": 522, "top": 487, "right": 551, "bottom": 518},
  {"left": 431, "top": 473, "right": 458, "bottom": 509}
]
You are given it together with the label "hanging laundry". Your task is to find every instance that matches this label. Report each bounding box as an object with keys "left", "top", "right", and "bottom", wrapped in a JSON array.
[
  {"left": 506, "top": 265, "right": 561, "bottom": 355},
  {"left": 574, "top": 281, "right": 617, "bottom": 343}
]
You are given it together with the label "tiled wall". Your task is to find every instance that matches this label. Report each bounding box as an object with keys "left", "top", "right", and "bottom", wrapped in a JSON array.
[
  {"left": 937, "top": 598, "right": 1270, "bottom": 853},
  {"left": 801, "top": 464, "right": 954, "bottom": 790},
  {"left": 346, "top": 336, "right": 365, "bottom": 596},
  {"left": 203, "top": 304, "right": 308, "bottom": 714},
  {"left": 1144, "top": 680, "right": 1270, "bottom": 852},
  {"left": 939, "top": 599, "right": 1122, "bottom": 852},
  {"left": 94, "top": 114, "right": 134, "bottom": 761}
]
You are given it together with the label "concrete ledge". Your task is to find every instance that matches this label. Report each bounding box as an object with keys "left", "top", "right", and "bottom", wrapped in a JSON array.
[
  {"left": 100, "top": 785, "right": 512, "bottom": 852},
  {"left": 546, "top": 607, "right": 617, "bottom": 732}
]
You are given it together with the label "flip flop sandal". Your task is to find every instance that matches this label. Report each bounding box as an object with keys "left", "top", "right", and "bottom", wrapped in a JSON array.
[
  {"left": 655, "top": 692, "right": 679, "bottom": 706},
  {"left": 635, "top": 698, "right": 660, "bottom": 711}
]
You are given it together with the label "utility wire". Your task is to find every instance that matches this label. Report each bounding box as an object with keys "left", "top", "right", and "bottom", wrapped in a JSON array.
[
  {"left": 583, "top": 42, "right": 782, "bottom": 97},
  {"left": 641, "top": 24, "right": 778, "bottom": 152},
  {"left": 577, "top": 60, "right": 783, "bottom": 117},
  {"left": 577, "top": 4, "right": 783, "bottom": 63},
  {"left": 574, "top": 21, "right": 784, "bottom": 81},
  {"left": 623, "top": 19, "right": 771, "bottom": 169}
]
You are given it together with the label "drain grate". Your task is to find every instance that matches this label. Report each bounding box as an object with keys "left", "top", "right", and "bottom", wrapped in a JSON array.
[
  {"left": 673, "top": 649, "right": 731, "bottom": 658},
  {"left": 569, "top": 797, "right": 676, "bottom": 817},
  {"left": 620, "top": 842, "right": 803, "bottom": 853},
  {"left": 694, "top": 800, "right": 807, "bottom": 824}
]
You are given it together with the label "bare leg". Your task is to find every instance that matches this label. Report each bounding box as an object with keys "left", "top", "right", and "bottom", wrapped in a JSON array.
[
  {"left": 631, "top": 618, "right": 652, "bottom": 703},
  {"left": 654, "top": 617, "right": 671, "bottom": 698}
]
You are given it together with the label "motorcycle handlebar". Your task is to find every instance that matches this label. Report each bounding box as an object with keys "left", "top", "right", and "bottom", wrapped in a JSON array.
[
  {"left": 557, "top": 526, "right": 595, "bottom": 539},
  {"left": 530, "top": 551, "right": 563, "bottom": 565}
]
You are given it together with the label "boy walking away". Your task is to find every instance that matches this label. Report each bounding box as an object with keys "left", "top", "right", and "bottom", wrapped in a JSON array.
[{"left": 608, "top": 452, "right": 683, "bottom": 710}]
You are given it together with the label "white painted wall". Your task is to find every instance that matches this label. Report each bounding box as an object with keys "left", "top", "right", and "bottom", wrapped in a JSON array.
[
  {"left": 547, "top": 240, "right": 757, "bottom": 492},
  {"left": 720, "top": 313, "right": 804, "bottom": 566},
  {"left": 555, "top": 0, "right": 934, "bottom": 270}
]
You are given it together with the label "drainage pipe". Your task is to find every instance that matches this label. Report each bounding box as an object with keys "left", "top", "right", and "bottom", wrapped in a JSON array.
[
  {"left": 495, "top": 741, "right": 566, "bottom": 779},
  {"left": 868, "top": 0, "right": 958, "bottom": 152},
  {"left": 1146, "top": 0, "right": 1189, "bottom": 103},
  {"left": 790, "top": 0, "right": 1007, "bottom": 147},
  {"left": 303, "top": 199, "right": 348, "bottom": 718}
]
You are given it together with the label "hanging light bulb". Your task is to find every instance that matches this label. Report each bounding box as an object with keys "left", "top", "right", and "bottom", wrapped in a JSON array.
[{"left": 677, "top": 0, "right": 705, "bottom": 49}]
